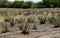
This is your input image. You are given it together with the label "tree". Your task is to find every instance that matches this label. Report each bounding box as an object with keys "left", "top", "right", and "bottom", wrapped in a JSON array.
[
  {"left": 12, "top": 1, "right": 24, "bottom": 8},
  {"left": 0, "top": 1, "right": 7, "bottom": 7},
  {"left": 22, "top": 1, "right": 33, "bottom": 8},
  {"left": 35, "top": 2, "right": 43, "bottom": 8},
  {"left": 42, "top": 0, "right": 60, "bottom": 7},
  {"left": 4, "top": 1, "right": 13, "bottom": 8},
  {"left": 31, "top": 3, "right": 36, "bottom": 8},
  {"left": 0, "top": 0, "right": 7, "bottom": 1}
]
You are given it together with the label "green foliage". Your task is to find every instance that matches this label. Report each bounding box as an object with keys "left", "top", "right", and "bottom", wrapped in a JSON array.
[
  {"left": 12, "top": 1, "right": 24, "bottom": 8},
  {"left": 22, "top": 1, "right": 33, "bottom": 8},
  {"left": 4, "top": 1, "right": 13, "bottom": 8},
  {"left": 0, "top": 1, "right": 7, "bottom": 7},
  {"left": 35, "top": 2, "right": 43, "bottom": 8},
  {"left": 0, "top": 0, "right": 60, "bottom": 8},
  {"left": 42, "top": 0, "right": 60, "bottom": 7},
  {"left": 31, "top": 3, "right": 36, "bottom": 8}
]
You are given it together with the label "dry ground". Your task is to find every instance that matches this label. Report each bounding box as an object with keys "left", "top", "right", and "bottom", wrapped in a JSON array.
[{"left": 0, "top": 21, "right": 60, "bottom": 38}]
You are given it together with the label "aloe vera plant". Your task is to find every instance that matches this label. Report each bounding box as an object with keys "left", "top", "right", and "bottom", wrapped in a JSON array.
[
  {"left": 48, "top": 15, "right": 55, "bottom": 24},
  {"left": 21, "top": 15, "right": 36, "bottom": 35},
  {"left": 27, "top": 15, "right": 36, "bottom": 23},
  {"left": 2, "top": 22, "right": 10, "bottom": 33},
  {"left": 22, "top": 23, "right": 32, "bottom": 35},
  {"left": 53, "top": 15, "right": 60, "bottom": 27},
  {"left": 48, "top": 14, "right": 60, "bottom": 28},
  {"left": 38, "top": 15, "right": 46, "bottom": 24},
  {"left": 4, "top": 14, "right": 12, "bottom": 22}
]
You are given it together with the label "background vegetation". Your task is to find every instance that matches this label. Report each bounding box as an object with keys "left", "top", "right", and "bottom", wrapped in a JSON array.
[{"left": 1, "top": 0, "right": 60, "bottom": 8}]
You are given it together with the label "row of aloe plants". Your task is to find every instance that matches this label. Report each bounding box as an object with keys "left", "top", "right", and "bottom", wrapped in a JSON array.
[
  {"left": 1, "top": 13, "right": 60, "bottom": 35},
  {"left": 2, "top": 14, "right": 46, "bottom": 34}
]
